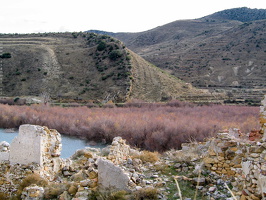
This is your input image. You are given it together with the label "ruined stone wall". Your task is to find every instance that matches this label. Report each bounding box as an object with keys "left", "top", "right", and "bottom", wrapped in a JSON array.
[
  {"left": 1, "top": 124, "right": 62, "bottom": 167},
  {"left": 0, "top": 124, "right": 62, "bottom": 180},
  {"left": 260, "top": 95, "right": 266, "bottom": 140},
  {"left": 202, "top": 95, "right": 266, "bottom": 198},
  {"left": 203, "top": 133, "right": 266, "bottom": 197}
]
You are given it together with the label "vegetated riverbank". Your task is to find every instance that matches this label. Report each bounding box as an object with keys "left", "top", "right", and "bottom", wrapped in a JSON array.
[{"left": 0, "top": 101, "right": 260, "bottom": 151}]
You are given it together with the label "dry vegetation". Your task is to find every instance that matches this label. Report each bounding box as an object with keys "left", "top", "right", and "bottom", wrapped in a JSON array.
[
  {"left": 0, "top": 32, "right": 209, "bottom": 103},
  {"left": 112, "top": 8, "right": 266, "bottom": 102},
  {"left": 0, "top": 101, "right": 259, "bottom": 151}
]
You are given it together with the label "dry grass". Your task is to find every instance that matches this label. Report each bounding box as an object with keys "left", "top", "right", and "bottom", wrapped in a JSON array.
[
  {"left": 15, "top": 173, "right": 48, "bottom": 199},
  {"left": 136, "top": 150, "right": 160, "bottom": 163},
  {"left": 134, "top": 187, "right": 159, "bottom": 200}
]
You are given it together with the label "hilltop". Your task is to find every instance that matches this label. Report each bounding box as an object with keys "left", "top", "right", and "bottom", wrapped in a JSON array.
[
  {"left": 203, "top": 7, "right": 266, "bottom": 22},
  {"left": 0, "top": 32, "right": 211, "bottom": 103},
  {"left": 90, "top": 7, "right": 266, "bottom": 104}
]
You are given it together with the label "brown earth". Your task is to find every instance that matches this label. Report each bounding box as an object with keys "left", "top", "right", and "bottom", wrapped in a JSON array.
[
  {"left": 0, "top": 32, "right": 215, "bottom": 103},
  {"left": 98, "top": 8, "right": 266, "bottom": 104}
]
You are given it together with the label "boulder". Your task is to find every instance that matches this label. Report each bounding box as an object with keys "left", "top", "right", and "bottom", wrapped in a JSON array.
[{"left": 96, "top": 157, "right": 130, "bottom": 191}]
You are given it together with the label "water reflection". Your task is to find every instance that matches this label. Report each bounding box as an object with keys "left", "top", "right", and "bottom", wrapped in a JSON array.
[{"left": 0, "top": 129, "right": 102, "bottom": 158}]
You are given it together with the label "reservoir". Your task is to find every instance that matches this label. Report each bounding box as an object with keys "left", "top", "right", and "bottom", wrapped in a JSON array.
[{"left": 0, "top": 128, "right": 103, "bottom": 158}]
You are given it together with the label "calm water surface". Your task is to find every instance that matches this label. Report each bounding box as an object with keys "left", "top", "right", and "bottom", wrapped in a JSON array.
[{"left": 0, "top": 129, "right": 102, "bottom": 158}]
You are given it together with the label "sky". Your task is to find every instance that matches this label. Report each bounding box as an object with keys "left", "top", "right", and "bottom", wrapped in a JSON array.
[{"left": 0, "top": 0, "right": 265, "bottom": 34}]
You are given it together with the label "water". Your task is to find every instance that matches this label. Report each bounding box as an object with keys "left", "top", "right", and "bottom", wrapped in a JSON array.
[{"left": 0, "top": 129, "right": 102, "bottom": 158}]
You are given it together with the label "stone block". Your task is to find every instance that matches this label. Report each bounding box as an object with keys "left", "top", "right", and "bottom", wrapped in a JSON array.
[
  {"left": 0, "top": 152, "right": 9, "bottom": 161},
  {"left": 203, "top": 157, "right": 214, "bottom": 164},
  {"left": 9, "top": 124, "right": 62, "bottom": 166},
  {"left": 96, "top": 157, "right": 130, "bottom": 191}
]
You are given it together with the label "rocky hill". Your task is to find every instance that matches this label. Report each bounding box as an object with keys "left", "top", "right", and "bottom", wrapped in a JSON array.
[
  {"left": 92, "top": 7, "right": 266, "bottom": 104},
  {"left": 0, "top": 32, "right": 212, "bottom": 103},
  {"left": 203, "top": 7, "right": 266, "bottom": 22}
]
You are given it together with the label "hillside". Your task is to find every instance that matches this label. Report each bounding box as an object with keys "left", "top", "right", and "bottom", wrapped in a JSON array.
[
  {"left": 93, "top": 7, "right": 266, "bottom": 103},
  {"left": 203, "top": 7, "right": 266, "bottom": 22},
  {"left": 0, "top": 32, "right": 211, "bottom": 103}
]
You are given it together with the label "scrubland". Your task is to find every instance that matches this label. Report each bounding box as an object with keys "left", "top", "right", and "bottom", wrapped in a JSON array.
[{"left": 0, "top": 101, "right": 260, "bottom": 151}]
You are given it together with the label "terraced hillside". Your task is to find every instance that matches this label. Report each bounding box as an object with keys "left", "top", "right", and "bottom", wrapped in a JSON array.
[
  {"left": 0, "top": 33, "right": 213, "bottom": 103},
  {"left": 97, "top": 8, "right": 266, "bottom": 103},
  {"left": 0, "top": 33, "right": 133, "bottom": 102}
]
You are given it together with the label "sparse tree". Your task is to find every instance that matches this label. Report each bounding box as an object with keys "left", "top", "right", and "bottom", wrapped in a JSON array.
[{"left": 40, "top": 91, "right": 51, "bottom": 105}]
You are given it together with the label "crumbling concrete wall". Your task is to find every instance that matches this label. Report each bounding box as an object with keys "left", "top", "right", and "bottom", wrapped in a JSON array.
[{"left": 9, "top": 124, "right": 62, "bottom": 166}]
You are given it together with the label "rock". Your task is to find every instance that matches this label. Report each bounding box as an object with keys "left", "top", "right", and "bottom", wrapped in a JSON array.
[
  {"left": 151, "top": 174, "right": 159, "bottom": 178},
  {"left": 196, "top": 186, "right": 204, "bottom": 190},
  {"left": 68, "top": 184, "right": 78, "bottom": 195},
  {"left": 192, "top": 177, "right": 206, "bottom": 186},
  {"left": 174, "top": 163, "right": 182, "bottom": 168},
  {"left": 96, "top": 157, "right": 130, "bottom": 191},
  {"left": 59, "top": 191, "right": 72, "bottom": 200},
  {"left": 0, "top": 141, "right": 10, "bottom": 151},
  {"left": 250, "top": 194, "right": 260, "bottom": 200},
  {"left": 209, "top": 186, "right": 216, "bottom": 192},
  {"left": 71, "top": 170, "right": 88, "bottom": 181},
  {"left": 74, "top": 190, "right": 92, "bottom": 200},
  {"left": 21, "top": 184, "right": 44, "bottom": 200},
  {"left": 136, "top": 186, "right": 142, "bottom": 190},
  {"left": 88, "top": 169, "right": 98, "bottom": 179}
]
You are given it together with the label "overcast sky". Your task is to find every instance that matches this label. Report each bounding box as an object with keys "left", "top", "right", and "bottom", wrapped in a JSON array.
[{"left": 0, "top": 0, "right": 265, "bottom": 34}]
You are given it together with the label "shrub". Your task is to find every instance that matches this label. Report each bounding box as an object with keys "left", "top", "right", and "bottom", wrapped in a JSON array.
[
  {"left": 72, "top": 32, "right": 78, "bottom": 38},
  {"left": 0, "top": 192, "right": 9, "bottom": 200},
  {"left": 89, "top": 190, "right": 128, "bottom": 200},
  {"left": 16, "top": 173, "right": 48, "bottom": 198},
  {"left": 0, "top": 52, "right": 11, "bottom": 58},
  {"left": 0, "top": 104, "right": 260, "bottom": 151},
  {"left": 109, "top": 190, "right": 128, "bottom": 200},
  {"left": 109, "top": 50, "right": 123, "bottom": 61},
  {"left": 97, "top": 41, "right": 107, "bottom": 51},
  {"left": 19, "top": 174, "right": 47, "bottom": 190},
  {"left": 44, "top": 183, "right": 69, "bottom": 199},
  {"left": 137, "top": 150, "right": 159, "bottom": 163},
  {"left": 134, "top": 187, "right": 159, "bottom": 200}
]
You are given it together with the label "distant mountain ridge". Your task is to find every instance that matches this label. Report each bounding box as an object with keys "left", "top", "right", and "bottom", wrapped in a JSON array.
[
  {"left": 88, "top": 7, "right": 266, "bottom": 103},
  {"left": 203, "top": 7, "right": 266, "bottom": 22}
]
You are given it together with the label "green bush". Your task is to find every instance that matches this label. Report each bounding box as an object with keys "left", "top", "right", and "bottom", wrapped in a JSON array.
[
  {"left": 97, "top": 41, "right": 107, "bottom": 51},
  {"left": 0, "top": 53, "right": 11, "bottom": 58},
  {"left": 109, "top": 50, "right": 123, "bottom": 61}
]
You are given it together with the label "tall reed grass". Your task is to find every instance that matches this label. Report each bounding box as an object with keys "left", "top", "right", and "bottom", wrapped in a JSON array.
[{"left": 0, "top": 102, "right": 259, "bottom": 151}]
